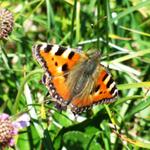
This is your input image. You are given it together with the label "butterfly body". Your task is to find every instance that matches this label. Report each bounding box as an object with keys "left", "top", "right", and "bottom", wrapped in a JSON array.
[{"left": 33, "top": 43, "right": 118, "bottom": 114}]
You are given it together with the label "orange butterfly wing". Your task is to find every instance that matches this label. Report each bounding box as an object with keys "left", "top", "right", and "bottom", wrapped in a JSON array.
[
  {"left": 71, "top": 65, "right": 118, "bottom": 113},
  {"left": 33, "top": 44, "right": 87, "bottom": 102}
]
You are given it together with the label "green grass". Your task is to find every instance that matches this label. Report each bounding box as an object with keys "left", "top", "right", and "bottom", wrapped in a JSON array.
[{"left": 0, "top": 0, "right": 150, "bottom": 149}]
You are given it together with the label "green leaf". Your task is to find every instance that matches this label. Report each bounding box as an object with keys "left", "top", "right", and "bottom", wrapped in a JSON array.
[
  {"left": 125, "top": 96, "right": 150, "bottom": 120},
  {"left": 63, "top": 131, "right": 101, "bottom": 150}
]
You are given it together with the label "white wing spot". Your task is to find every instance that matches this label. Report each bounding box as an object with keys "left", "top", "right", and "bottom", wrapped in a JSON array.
[
  {"left": 51, "top": 45, "right": 59, "bottom": 55},
  {"left": 104, "top": 74, "right": 111, "bottom": 85},
  {"left": 62, "top": 47, "right": 71, "bottom": 58},
  {"left": 108, "top": 82, "right": 115, "bottom": 92},
  {"left": 112, "top": 89, "right": 118, "bottom": 97},
  {"left": 40, "top": 43, "right": 48, "bottom": 50}
]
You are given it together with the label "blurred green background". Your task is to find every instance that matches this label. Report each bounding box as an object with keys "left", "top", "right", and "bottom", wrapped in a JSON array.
[{"left": 0, "top": 0, "right": 150, "bottom": 149}]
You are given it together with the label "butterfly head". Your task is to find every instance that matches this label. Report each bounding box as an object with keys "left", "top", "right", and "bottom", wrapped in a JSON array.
[
  {"left": 89, "top": 51, "right": 101, "bottom": 58},
  {"left": 87, "top": 50, "right": 101, "bottom": 62}
]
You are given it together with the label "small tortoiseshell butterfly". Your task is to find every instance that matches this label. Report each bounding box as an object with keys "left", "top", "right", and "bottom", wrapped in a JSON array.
[{"left": 32, "top": 43, "right": 118, "bottom": 114}]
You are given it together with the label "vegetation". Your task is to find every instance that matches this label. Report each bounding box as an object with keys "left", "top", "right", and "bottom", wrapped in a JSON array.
[{"left": 0, "top": 0, "right": 150, "bottom": 149}]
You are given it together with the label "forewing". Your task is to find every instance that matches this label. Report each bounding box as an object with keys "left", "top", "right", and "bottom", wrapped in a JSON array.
[{"left": 33, "top": 43, "right": 87, "bottom": 102}]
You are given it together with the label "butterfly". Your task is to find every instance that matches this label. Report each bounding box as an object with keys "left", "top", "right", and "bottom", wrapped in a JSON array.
[{"left": 32, "top": 43, "right": 118, "bottom": 114}]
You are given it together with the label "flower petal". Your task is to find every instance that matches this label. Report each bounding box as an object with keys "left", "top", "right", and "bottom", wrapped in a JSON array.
[
  {"left": 15, "top": 113, "right": 30, "bottom": 122},
  {"left": 9, "top": 138, "right": 15, "bottom": 146},
  {"left": 13, "top": 113, "right": 30, "bottom": 129},
  {"left": 0, "top": 113, "right": 9, "bottom": 120}
]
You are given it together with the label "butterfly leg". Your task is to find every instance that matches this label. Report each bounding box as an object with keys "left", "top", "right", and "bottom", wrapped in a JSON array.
[{"left": 54, "top": 102, "right": 67, "bottom": 111}]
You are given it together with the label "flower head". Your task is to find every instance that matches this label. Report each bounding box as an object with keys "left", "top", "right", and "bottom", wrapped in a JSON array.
[
  {"left": 0, "top": 113, "right": 30, "bottom": 147},
  {"left": 0, "top": 8, "right": 14, "bottom": 39}
]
